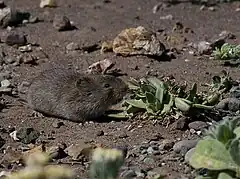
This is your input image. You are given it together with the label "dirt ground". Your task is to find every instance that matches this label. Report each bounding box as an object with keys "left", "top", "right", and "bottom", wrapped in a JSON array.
[{"left": 0, "top": 0, "right": 239, "bottom": 179}]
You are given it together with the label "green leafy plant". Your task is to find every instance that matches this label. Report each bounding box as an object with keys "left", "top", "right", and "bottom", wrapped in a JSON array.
[
  {"left": 213, "top": 43, "right": 240, "bottom": 61},
  {"left": 6, "top": 152, "right": 74, "bottom": 179},
  {"left": 90, "top": 147, "right": 125, "bottom": 179},
  {"left": 109, "top": 77, "right": 219, "bottom": 119},
  {"left": 189, "top": 116, "right": 240, "bottom": 179}
]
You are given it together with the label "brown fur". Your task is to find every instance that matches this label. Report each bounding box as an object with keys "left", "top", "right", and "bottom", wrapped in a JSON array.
[{"left": 27, "top": 68, "right": 128, "bottom": 122}]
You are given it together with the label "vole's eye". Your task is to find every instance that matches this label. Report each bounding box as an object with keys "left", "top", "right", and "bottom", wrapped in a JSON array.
[{"left": 104, "top": 84, "right": 110, "bottom": 88}]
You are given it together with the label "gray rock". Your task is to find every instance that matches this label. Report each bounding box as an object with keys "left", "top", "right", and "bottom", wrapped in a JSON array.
[
  {"left": 143, "top": 157, "right": 155, "bottom": 165},
  {"left": 120, "top": 170, "right": 137, "bottom": 179},
  {"left": 170, "top": 117, "right": 187, "bottom": 130},
  {"left": 147, "top": 147, "right": 155, "bottom": 154},
  {"left": 135, "top": 170, "right": 145, "bottom": 178},
  {"left": 53, "top": 15, "right": 72, "bottom": 31},
  {"left": 28, "top": 16, "right": 39, "bottom": 23},
  {"left": 0, "top": 136, "right": 5, "bottom": 148},
  {"left": 147, "top": 167, "right": 168, "bottom": 179},
  {"left": 5, "top": 57, "right": 16, "bottom": 64},
  {"left": 0, "top": 72, "right": 11, "bottom": 81},
  {"left": 197, "top": 41, "right": 212, "bottom": 55},
  {"left": 184, "top": 147, "right": 195, "bottom": 163},
  {"left": 66, "top": 42, "right": 80, "bottom": 51},
  {"left": 0, "top": 7, "right": 30, "bottom": 28},
  {"left": 188, "top": 121, "right": 208, "bottom": 130},
  {"left": 159, "top": 139, "right": 174, "bottom": 150},
  {"left": 5, "top": 33, "right": 27, "bottom": 46},
  {"left": 230, "top": 86, "right": 240, "bottom": 98},
  {"left": 219, "top": 30, "right": 236, "bottom": 40},
  {"left": 216, "top": 98, "right": 240, "bottom": 112},
  {"left": 173, "top": 139, "right": 198, "bottom": 155},
  {"left": 16, "top": 127, "right": 40, "bottom": 144},
  {"left": 1, "top": 79, "right": 10, "bottom": 87}
]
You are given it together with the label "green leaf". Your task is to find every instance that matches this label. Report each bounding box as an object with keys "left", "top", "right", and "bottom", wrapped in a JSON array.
[
  {"left": 146, "top": 92, "right": 156, "bottom": 104},
  {"left": 217, "top": 172, "right": 233, "bottom": 179},
  {"left": 161, "top": 95, "right": 174, "bottom": 114},
  {"left": 234, "top": 127, "right": 240, "bottom": 138},
  {"left": 147, "top": 77, "right": 164, "bottom": 89},
  {"left": 186, "top": 83, "right": 197, "bottom": 101},
  {"left": 155, "top": 86, "right": 164, "bottom": 105},
  {"left": 174, "top": 97, "right": 191, "bottom": 112},
  {"left": 189, "top": 139, "right": 238, "bottom": 171},
  {"left": 229, "top": 137, "right": 240, "bottom": 166},
  {"left": 126, "top": 105, "right": 143, "bottom": 114},
  {"left": 125, "top": 99, "right": 146, "bottom": 109}
]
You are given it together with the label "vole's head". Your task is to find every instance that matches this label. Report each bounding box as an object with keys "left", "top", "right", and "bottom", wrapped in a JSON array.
[{"left": 75, "top": 74, "right": 129, "bottom": 105}]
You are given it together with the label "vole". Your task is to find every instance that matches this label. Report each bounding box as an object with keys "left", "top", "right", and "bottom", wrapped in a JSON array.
[{"left": 26, "top": 68, "right": 128, "bottom": 123}]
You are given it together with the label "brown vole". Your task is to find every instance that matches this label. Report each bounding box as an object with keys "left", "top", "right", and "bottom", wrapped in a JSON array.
[{"left": 26, "top": 68, "right": 128, "bottom": 122}]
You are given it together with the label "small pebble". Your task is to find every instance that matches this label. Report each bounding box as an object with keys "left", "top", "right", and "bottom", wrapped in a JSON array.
[
  {"left": 40, "top": 0, "right": 57, "bottom": 8},
  {"left": 53, "top": 15, "right": 72, "bottom": 31},
  {"left": 66, "top": 42, "right": 80, "bottom": 51},
  {"left": 120, "top": 170, "right": 137, "bottom": 179},
  {"left": 96, "top": 130, "right": 104, "bottom": 136},
  {"left": 143, "top": 157, "right": 155, "bottom": 165},
  {"left": 52, "top": 121, "right": 64, "bottom": 128},
  {"left": 1, "top": 79, "right": 10, "bottom": 87}
]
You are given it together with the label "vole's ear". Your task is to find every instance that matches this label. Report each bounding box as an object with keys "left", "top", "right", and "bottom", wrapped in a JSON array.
[{"left": 76, "top": 77, "right": 91, "bottom": 87}]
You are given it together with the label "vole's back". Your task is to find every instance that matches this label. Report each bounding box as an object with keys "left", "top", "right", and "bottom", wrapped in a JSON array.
[{"left": 27, "top": 68, "right": 128, "bottom": 122}]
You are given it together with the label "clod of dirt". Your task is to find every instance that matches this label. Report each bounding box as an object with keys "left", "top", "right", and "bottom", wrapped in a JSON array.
[
  {"left": 219, "top": 30, "right": 236, "bottom": 40},
  {"left": 19, "top": 44, "right": 32, "bottom": 52},
  {"left": 18, "top": 81, "right": 30, "bottom": 94},
  {"left": 230, "top": 86, "right": 240, "bottom": 98},
  {"left": 0, "top": 7, "right": 30, "bottom": 28},
  {"left": 188, "top": 121, "right": 208, "bottom": 131},
  {"left": 40, "top": 0, "right": 57, "bottom": 8},
  {"left": 86, "top": 58, "right": 115, "bottom": 74},
  {"left": 170, "top": 117, "right": 187, "bottom": 130},
  {"left": 160, "top": 14, "right": 173, "bottom": 20},
  {"left": 1, "top": 147, "right": 22, "bottom": 167},
  {"left": 216, "top": 98, "right": 240, "bottom": 112},
  {"left": 197, "top": 41, "right": 212, "bottom": 55},
  {"left": 5, "top": 33, "right": 27, "bottom": 46},
  {"left": 16, "top": 127, "right": 40, "bottom": 144},
  {"left": 96, "top": 130, "right": 104, "bottom": 136},
  {"left": 81, "top": 43, "right": 101, "bottom": 53},
  {"left": 46, "top": 145, "right": 67, "bottom": 159},
  {"left": 101, "top": 26, "right": 166, "bottom": 57},
  {"left": 0, "top": 1, "right": 6, "bottom": 9},
  {"left": 53, "top": 14, "right": 73, "bottom": 31},
  {"left": 158, "top": 139, "right": 174, "bottom": 150},
  {"left": 64, "top": 142, "right": 94, "bottom": 161},
  {"left": 66, "top": 42, "right": 80, "bottom": 51},
  {"left": 173, "top": 139, "right": 198, "bottom": 155},
  {"left": 52, "top": 121, "right": 64, "bottom": 128},
  {"left": 152, "top": 3, "right": 163, "bottom": 14},
  {"left": 0, "top": 135, "right": 5, "bottom": 148}
]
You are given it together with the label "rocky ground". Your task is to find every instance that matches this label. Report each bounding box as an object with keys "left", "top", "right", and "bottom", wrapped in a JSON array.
[{"left": 0, "top": 0, "right": 239, "bottom": 179}]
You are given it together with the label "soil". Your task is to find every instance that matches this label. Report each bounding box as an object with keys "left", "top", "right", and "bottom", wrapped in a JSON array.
[{"left": 0, "top": 0, "right": 239, "bottom": 179}]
